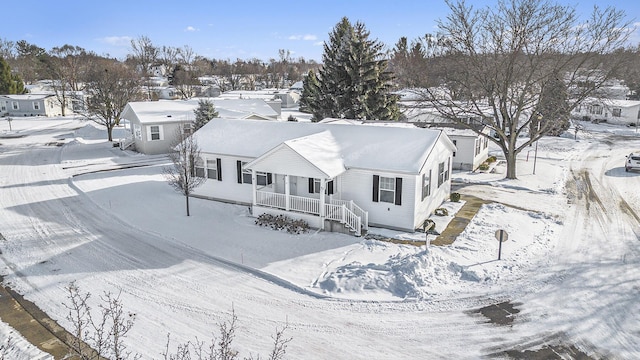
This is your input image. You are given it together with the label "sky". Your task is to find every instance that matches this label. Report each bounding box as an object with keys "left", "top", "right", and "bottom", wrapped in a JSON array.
[
  {"left": 1, "top": 114, "right": 639, "bottom": 358},
  {"left": 1, "top": 0, "right": 639, "bottom": 62}
]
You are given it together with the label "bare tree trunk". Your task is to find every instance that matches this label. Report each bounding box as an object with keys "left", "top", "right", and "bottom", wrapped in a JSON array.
[
  {"left": 505, "top": 152, "right": 517, "bottom": 179},
  {"left": 107, "top": 126, "right": 113, "bottom": 142},
  {"left": 186, "top": 194, "right": 190, "bottom": 217}
]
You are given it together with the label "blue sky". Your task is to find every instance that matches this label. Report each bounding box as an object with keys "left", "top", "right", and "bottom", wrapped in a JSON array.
[{"left": 2, "top": 0, "right": 639, "bottom": 62}]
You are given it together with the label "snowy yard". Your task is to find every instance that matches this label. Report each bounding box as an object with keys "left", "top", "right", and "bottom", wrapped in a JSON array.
[{"left": 1, "top": 116, "right": 639, "bottom": 359}]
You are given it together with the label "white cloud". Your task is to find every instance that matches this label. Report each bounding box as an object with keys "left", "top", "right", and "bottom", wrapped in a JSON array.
[
  {"left": 99, "top": 36, "right": 132, "bottom": 46},
  {"left": 288, "top": 34, "right": 318, "bottom": 41},
  {"left": 313, "top": 41, "right": 324, "bottom": 46},
  {"left": 184, "top": 26, "right": 198, "bottom": 32}
]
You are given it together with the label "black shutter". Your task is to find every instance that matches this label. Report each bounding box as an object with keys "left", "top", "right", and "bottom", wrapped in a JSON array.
[
  {"left": 308, "top": 178, "right": 314, "bottom": 193},
  {"left": 327, "top": 180, "right": 334, "bottom": 195},
  {"left": 267, "top": 173, "right": 272, "bottom": 185},
  {"left": 216, "top": 158, "right": 222, "bottom": 181},
  {"left": 236, "top": 161, "right": 242, "bottom": 183},
  {"left": 372, "top": 175, "right": 379, "bottom": 202},
  {"left": 395, "top": 177, "right": 403, "bottom": 205}
]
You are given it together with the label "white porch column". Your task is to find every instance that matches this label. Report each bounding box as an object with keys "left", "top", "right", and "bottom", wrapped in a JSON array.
[
  {"left": 251, "top": 169, "right": 257, "bottom": 207},
  {"left": 319, "top": 178, "right": 326, "bottom": 230},
  {"left": 285, "top": 175, "right": 290, "bottom": 211}
]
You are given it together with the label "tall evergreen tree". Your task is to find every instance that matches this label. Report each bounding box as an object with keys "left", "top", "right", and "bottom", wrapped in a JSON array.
[
  {"left": 193, "top": 99, "right": 219, "bottom": 131},
  {"left": 532, "top": 74, "right": 571, "bottom": 137},
  {"left": 0, "top": 57, "right": 24, "bottom": 94},
  {"left": 298, "top": 69, "right": 321, "bottom": 118},
  {"left": 301, "top": 17, "right": 399, "bottom": 121}
]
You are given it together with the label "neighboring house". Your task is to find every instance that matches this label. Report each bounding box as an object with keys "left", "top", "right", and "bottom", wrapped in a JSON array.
[
  {"left": 0, "top": 94, "right": 71, "bottom": 117},
  {"left": 435, "top": 125, "right": 490, "bottom": 171},
  {"left": 120, "top": 98, "right": 282, "bottom": 154},
  {"left": 571, "top": 98, "right": 640, "bottom": 126},
  {"left": 190, "top": 118, "right": 456, "bottom": 234},
  {"left": 218, "top": 89, "right": 300, "bottom": 110}
]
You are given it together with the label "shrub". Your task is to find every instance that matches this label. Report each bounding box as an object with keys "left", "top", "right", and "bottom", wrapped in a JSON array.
[
  {"left": 255, "top": 213, "right": 309, "bottom": 234},
  {"left": 287, "top": 115, "right": 298, "bottom": 122},
  {"left": 478, "top": 163, "right": 490, "bottom": 171},
  {"left": 450, "top": 192, "right": 461, "bottom": 202},
  {"left": 486, "top": 155, "right": 497, "bottom": 163},
  {"left": 434, "top": 208, "right": 449, "bottom": 216}
]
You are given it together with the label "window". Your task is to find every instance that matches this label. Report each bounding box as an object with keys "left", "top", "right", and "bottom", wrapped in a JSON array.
[
  {"left": 236, "top": 161, "right": 271, "bottom": 185},
  {"left": 150, "top": 125, "right": 161, "bottom": 140},
  {"left": 241, "top": 162, "right": 252, "bottom": 184},
  {"left": 422, "top": 170, "right": 431, "bottom": 200},
  {"left": 194, "top": 157, "right": 205, "bottom": 178},
  {"left": 12, "top": 101, "right": 18, "bottom": 110},
  {"left": 475, "top": 138, "right": 481, "bottom": 156},
  {"left": 206, "top": 159, "right": 217, "bottom": 179},
  {"left": 438, "top": 160, "right": 450, "bottom": 187},
  {"left": 183, "top": 123, "right": 192, "bottom": 135},
  {"left": 372, "top": 175, "right": 402, "bottom": 205},
  {"left": 612, "top": 108, "right": 622, "bottom": 117},
  {"left": 308, "top": 178, "right": 334, "bottom": 194},
  {"left": 33, "top": 102, "right": 40, "bottom": 110},
  {"left": 379, "top": 177, "right": 395, "bottom": 203},
  {"left": 590, "top": 105, "right": 603, "bottom": 115}
]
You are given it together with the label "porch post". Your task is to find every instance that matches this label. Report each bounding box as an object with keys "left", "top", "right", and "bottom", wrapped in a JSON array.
[
  {"left": 319, "top": 178, "right": 326, "bottom": 230},
  {"left": 251, "top": 169, "right": 257, "bottom": 207},
  {"left": 285, "top": 175, "right": 290, "bottom": 211}
]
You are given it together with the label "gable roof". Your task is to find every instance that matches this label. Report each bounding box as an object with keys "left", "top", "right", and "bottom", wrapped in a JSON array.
[
  {"left": 1, "top": 94, "right": 54, "bottom": 101},
  {"left": 247, "top": 130, "right": 346, "bottom": 178},
  {"left": 193, "top": 118, "right": 447, "bottom": 174},
  {"left": 121, "top": 98, "right": 279, "bottom": 124}
]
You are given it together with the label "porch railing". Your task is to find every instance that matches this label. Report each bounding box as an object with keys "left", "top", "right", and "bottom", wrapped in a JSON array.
[{"left": 255, "top": 190, "right": 367, "bottom": 236}]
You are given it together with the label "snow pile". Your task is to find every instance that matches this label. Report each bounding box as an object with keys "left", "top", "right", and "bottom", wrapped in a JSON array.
[{"left": 307, "top": 203, "right": 562, "bottom": 301}]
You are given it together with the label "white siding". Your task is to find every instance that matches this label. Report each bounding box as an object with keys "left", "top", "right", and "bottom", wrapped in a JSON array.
[
  {"left": 413, "top": 140, "right": 453, "bottom": 229},
  {"left": 340, "top": 169, "right": 416, "bottom": 231},
  {"left": 193, "top": 155, "right": 258, "bottom": 204}
]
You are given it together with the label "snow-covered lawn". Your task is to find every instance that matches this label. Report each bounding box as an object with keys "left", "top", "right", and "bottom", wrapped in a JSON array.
[{"left": 1, "top": 116, "right": 639, "bottom": 359}]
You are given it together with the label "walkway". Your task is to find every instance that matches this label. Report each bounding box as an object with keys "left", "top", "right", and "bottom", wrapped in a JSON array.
[
  {"left": 431, "top": 194, "right": 491, "bottom": 246},
  {"left": 0, "top": 275, "right": 78, "bottom": 359}
]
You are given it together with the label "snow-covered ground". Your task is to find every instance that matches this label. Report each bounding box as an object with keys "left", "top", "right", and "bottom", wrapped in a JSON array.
[{"left": 0, "top": 115, "right": 639, "bottom": 359}]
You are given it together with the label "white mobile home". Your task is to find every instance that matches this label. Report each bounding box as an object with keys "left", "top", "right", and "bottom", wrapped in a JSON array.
[
  {"left": 0, "top": 94, "right": 71, "bottom": 117},
  {"left": 436, "top": 126, "right": 490, "bottom": 171},
  {"left": 572, "top": 98, "right": 640, "bottom": 125},
  {"left": 191, "top": 118, "right": 456, "bottom": 234}
]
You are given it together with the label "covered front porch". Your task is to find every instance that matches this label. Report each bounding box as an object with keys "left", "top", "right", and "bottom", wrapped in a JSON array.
[
  {"left": 245, "top": 130, "right": 368, "bottom": 236},
  {"left": 253, "top": 183, "right": 368, "bottom": 236}
]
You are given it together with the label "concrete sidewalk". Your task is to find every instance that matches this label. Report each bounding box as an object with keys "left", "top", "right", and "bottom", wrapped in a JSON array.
[{"left": 0, "top": 275, "right": 77, "bottom": 359}]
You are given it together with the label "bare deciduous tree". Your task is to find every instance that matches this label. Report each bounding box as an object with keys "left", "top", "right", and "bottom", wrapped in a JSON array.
[
  {"left": 163, "top": 126, "right": 206, "bottom": 216},
  {"left": 162, "top": 308, "right": 291, "bottom": 360},
  {"left": 63, "top": 281, "right": 139, "bottom": 360},
  {"left": 84, "top": 58, "right": 141, "bottom": 141},
  {"left": 415, "top": 0, "right": 633, "bottom": 179},
  {"left": 129, "top": 35, "right": 158, "bottom": 100}
]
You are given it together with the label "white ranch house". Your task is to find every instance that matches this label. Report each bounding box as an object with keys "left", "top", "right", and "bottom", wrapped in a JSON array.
[
  {"left": 119, "top": 98, "right": 281, "bottom": 155},
  {"left": 191, "top": 118, "right": 456, "bottom": 235},
  {"left": 572, "top": 98, "right": 640, "bottom": 126}
]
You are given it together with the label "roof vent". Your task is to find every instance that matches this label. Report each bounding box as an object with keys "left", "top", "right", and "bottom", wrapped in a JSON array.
[{"left": 167, "top": 115, "right": 172, "bottom": 117}]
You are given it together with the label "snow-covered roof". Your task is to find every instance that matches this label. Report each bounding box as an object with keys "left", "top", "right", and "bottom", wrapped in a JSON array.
[
  {"left": 282, "top": 130, "right": 346, "bottom": 178},
  {"left": 583, "top": 98, "right": 640, "bottom": 108},
  {"left": 194, "top": 118, "right": 446, "bottom": 174},
  {"left": 1, "top": 94, "right": 53, "bottom": 100},
  {"left": 122, "top": 98, "right": 279, "bottom": 124}
]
